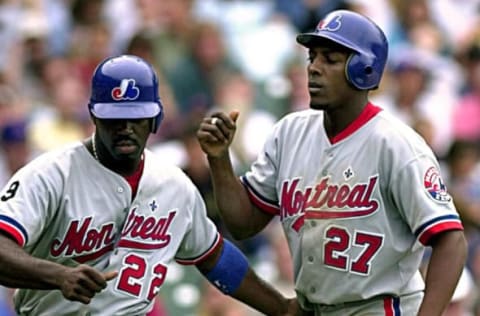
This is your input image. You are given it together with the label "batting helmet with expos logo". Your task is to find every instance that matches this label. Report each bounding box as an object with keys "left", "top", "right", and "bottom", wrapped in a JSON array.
[
  {"left": 88, "top": 55, "right": 164, "bottom": 133},
  {"left": 296, "top": 10, "right": 388, "bottom": 90}
]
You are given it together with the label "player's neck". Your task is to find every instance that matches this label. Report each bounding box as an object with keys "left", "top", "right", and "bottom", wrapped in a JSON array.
[{"left": 323, "top": 96, "right": 369, "bottom": 138}]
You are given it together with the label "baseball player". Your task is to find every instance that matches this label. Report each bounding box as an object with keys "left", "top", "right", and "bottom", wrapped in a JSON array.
[
  {"left": 0, "top": 55, "right": 302, "bottom": 316},
  {"left": 197, "top": 10, "right": 467, "bottom": 316}
]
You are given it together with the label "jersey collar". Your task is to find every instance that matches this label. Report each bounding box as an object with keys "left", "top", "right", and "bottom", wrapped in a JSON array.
[{"left": 329, "top": 102, "right": 382, "bottom": 144}]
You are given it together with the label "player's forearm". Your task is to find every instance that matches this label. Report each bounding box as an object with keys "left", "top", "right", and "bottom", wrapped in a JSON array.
[
  {"left": 198, "top": 239, "right": 300, "bottom": 315},
  {"left": 417, "top": 230, "right": 467, "bottom": 316},
  {"left": 232, "top": 269, "right": 295, "bottom": 315},
  {"left": 207, "top": 155, "right": 261, "bottom": 238},
  {"left": 0, "top": 234, "right": 66, "bottom": 289}
]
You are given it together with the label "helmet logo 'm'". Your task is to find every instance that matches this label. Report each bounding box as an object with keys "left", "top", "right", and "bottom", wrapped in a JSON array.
[
  {"left": 318, "top": 14, "right": 342, "bottom": 32},
  {"left": 112, "top": 79, "right": 140, "bottom": 101}
]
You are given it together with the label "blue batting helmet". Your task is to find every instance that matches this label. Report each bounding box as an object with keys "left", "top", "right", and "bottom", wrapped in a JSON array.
[
  {"left": 296, "top": 10, "right": 388, "bottom": 90},
  {"left": 89, "top": 55, "right": 164, "bottom": 133}
]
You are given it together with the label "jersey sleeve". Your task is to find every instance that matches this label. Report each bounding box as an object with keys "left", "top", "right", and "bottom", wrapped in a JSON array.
[
  {"left": 0, "top": 157, "right": 62, "bottom": 247},
  {"left": 390, "top": 153, "right": 463, "bottom": 246},
  {"left": 174, "top": 180, "right": 221, "bottom": 264},
  {"left": 241, "top": 122, "right": 281, "bottom": 215}
]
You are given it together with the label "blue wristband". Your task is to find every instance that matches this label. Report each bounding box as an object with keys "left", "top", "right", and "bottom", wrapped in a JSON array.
[{"left": 204, "top": 239, "right": 249, "bottom": 295}]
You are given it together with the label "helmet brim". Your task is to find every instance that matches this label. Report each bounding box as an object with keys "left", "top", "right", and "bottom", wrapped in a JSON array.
[
  {"left": 296, "top": 32, "right": 360, "bottom": 54},
  {"left": 90, "top": 102, "right": 161, "bottom": 119},
  {"left": 296, "top": 33, "right": 321, "bottom": 47}
]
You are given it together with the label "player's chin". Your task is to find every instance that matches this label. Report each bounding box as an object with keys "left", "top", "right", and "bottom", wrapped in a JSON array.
[
  {"left": 309, "top": 95, "right": 330, "bottom": 111},
  {"left": 309, "top": 100, "right": 329, "bottom": 111},
  {"left": 113, "top": 152, "right": 141, "bottom": 162}
]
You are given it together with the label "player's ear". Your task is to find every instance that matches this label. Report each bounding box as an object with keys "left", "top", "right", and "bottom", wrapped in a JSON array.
[
  {"left": 89, "top": 112, "right": 98, "bottom": 126},
  {"left": 89, "top": 113, "right": 94, "bottom": 120}
]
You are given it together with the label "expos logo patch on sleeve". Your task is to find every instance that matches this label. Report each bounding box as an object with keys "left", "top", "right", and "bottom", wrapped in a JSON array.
[{"left": 423, "top": 166, "right": 451, "bottom": 203}]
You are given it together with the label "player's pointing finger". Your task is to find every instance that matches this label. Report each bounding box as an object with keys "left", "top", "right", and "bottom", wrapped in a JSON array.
[{"left": 103, "top": 270, "right": 118, "bottom": 281}]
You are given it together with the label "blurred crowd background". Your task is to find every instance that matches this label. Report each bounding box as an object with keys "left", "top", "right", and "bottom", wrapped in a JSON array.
[{"left": 1, "top": 0, "right": 480, "bottom": 315}]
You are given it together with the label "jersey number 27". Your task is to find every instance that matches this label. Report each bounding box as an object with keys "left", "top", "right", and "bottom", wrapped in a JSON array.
[{"left": 323, "top": 225, "right": 384, "bottom": 275}]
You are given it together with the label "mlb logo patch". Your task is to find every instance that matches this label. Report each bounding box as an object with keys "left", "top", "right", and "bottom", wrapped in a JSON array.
[
  {"left": 423, "top": 166, "right": 451, "bottom": 202},
  {"left": 112, "top": 79, "right": 140, "bottom": 101}
]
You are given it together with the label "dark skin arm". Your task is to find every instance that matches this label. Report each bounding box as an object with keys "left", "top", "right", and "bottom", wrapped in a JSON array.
[
  {"left": 0, "top": 233, "right": 117, "bottom": 304},
  {"left": 418, "top": 230, "right": 467, "bottom": 316},
  {"left": 197, "top": 110, "right": 273, "bottom": 239},
  {"left": 195, "top": 240, "right": 303, "bottom": 316},
  {"left": 197, "top": 111, "right": 309, "bottom": 315}
]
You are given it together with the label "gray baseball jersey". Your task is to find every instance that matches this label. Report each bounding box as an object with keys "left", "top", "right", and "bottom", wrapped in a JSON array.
[
  {"left": 0, "top": 142, "right": 219, "bottom": 315},
  {"left": 241, "top": 103, "right": 463, "bottom": 307}
]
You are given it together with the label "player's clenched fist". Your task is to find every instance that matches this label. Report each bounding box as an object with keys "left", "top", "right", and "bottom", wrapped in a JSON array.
[
  {"left": 197, "top": 110, "right": 239, "bottom": 158},
  {"left": 57, "top": 264, "right": 117, "bottom": 304}
]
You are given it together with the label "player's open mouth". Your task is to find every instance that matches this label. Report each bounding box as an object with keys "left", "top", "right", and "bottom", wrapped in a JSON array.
[
  {"left": 309, "top": 87, "right": 325, "bottom": 95},
  {"left": 309, "top": 87, "right": 323, "bottom": 94},
  {"left": 308, "top": 83, "right": 324, "bottom": 94}
]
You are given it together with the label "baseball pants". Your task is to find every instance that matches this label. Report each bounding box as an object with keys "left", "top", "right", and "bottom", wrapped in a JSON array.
[{"left": 311, "top": 291, "right": 423, "bottom": 316}]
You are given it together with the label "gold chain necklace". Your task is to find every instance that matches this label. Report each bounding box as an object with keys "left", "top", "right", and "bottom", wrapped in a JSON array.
[{"left": 92, "top": 133, "right": 99, "bottom": 161}]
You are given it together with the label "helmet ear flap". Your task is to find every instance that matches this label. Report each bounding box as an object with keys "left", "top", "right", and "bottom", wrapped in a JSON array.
[
  {"left": 346, "top": 52, "right": 380, "bottom": 90},
  {"left": 151, "top": 103, "right": 164, "bottom": 133}
]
